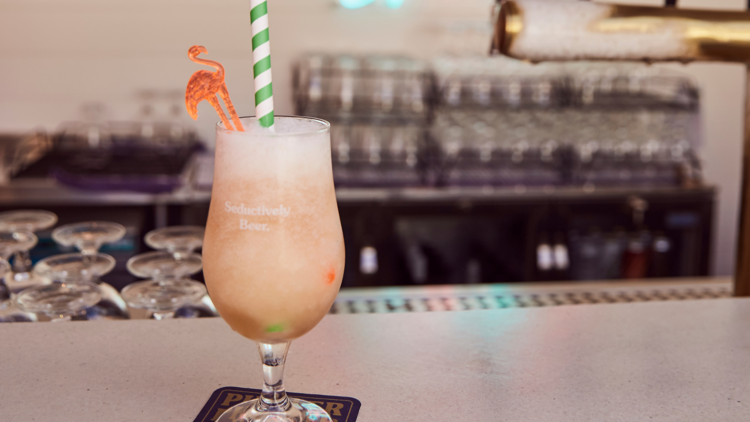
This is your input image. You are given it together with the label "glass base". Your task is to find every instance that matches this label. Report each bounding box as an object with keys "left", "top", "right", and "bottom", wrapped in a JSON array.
[
  {"left": 0, "top": 299, "right": 37, "bottom": 322},
  {"left": 14, "top": 281, "right": 102, "bottom": 318},
  {"left": 34, "top": 253, "right": 116, "bottom": 282},
  {"left": 218, "top": 398, "right": 331, "bottom": 422},
  {"left": 5, "top": 271, "right": 52, "bottom": 295},
  {"left": 121, "top": 279, "right": 206, "bottom": 313}
]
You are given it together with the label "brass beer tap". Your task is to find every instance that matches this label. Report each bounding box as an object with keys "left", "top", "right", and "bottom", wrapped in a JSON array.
[{"left": 491, "top": 0, "right": 750, "bottom": 295}]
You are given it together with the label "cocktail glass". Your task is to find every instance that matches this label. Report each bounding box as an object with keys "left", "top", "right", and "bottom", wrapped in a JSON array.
[
  {"left": 51, "top": 221, "right": 126, "bottom": 255},
  {"left": 126, "top": 251, "right": 202, "bottom": 280},
  {"left": 0, "top": 258, "right": 37, "bottom": 322},
  {"left": 0, "top": 231, "right": 39, "bottom": 293},
  {"left": 123, "top": 251, "right": 205, "bottom": 319},
  {"left": 203, "top": 116, "right": 344, "bottom": 422},
  {"left": 0, "top": 232, "right": 37, "bottom": 262},
  {"left": 34, "top": 253, "right": 129, "bottom": 319},
  {"left": 0, "top": 299, "right": 37, "bottom": 322},
  {"left": 15, "top": 281, "right": 101, "bottom": 322},
  {"left": 121, "top": 278, "right": 206, "bottom": 320},
  {"left": 144, "top": 226, "right": 216, "bottom": 317},
  {"left": 145, "top": 226, "right": 205, "bottom": 255},
  {"left": 0, "top": 210, "right": 57, "bottom": 293}
]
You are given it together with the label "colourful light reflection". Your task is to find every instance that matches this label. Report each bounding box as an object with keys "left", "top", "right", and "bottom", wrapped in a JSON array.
[
  {"left": 339, "top": 0, "right": 404, "bottom": 9},
  {"left": 339, "top": 0, "right": 376, "bottom": 9}
]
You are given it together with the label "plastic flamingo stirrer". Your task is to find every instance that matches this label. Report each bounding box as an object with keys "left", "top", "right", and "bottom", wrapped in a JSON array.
[{"left": 185, "top": 45, "right": 244, "bottom": 132}]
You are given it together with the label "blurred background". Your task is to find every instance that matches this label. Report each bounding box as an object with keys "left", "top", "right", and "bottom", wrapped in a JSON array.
[{"left": 0, "top": 0, "right": 744, "bottom": 290}]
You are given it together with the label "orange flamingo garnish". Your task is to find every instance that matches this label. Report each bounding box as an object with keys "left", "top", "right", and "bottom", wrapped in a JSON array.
[{"left": 185, "top": 45, "right": 244, "bottom": 132}]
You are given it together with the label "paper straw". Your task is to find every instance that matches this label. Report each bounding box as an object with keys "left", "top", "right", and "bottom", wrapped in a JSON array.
[{"left": 250, "top": 0, "right": 275, "bottom": 129}]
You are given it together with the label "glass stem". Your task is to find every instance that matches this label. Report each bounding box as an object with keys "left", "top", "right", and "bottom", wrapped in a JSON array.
[
  {"left": 12, "top": 250, "right": 32, "bottom": 273},
  {"left": 256, "top": 342, "right": 291, "bottom": 412},
  {"left": 152, "top": 311, "right": 175, "bottom": 320},
  {"left": 51, "top": 314, "right": 73, "bottom": 322},
  {"left": 171, "top": 247, "right": 192, "bottom": 259},
  {"left": 80, "top": 244, "right": 98, "bottom": 256}
]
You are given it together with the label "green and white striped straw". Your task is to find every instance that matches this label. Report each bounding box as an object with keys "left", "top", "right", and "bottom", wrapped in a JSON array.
[{"left": 250, "top": 0, "right": 274, "bottom": 129}]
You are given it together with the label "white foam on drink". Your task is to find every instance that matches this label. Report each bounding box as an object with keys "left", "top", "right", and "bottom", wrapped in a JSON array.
[
  {"left": 214, "top": 116, "right": 334, "bottom": 222},
  {"left": 231, "top": 117, "right": 327, "bottom": 135}
]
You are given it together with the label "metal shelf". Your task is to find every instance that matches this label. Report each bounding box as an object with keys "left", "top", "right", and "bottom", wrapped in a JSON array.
[
  {"left": 334, "top": 185, "right": 715, "bottom": 205},
  {"left": 332, "top": 277, "right": 732, "bottom": 313},
  {"left": 0, "top": 179, "right": 715, "bottom": 207}
]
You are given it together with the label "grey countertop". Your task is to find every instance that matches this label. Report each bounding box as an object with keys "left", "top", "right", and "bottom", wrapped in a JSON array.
[{"left": 1, "top": 297, "right": 748, "bottom": 421}]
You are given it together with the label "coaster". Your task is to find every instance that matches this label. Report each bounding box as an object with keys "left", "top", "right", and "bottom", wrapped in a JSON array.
[{"left": 193, "top": 386, "right": 361, "bottom": 422}]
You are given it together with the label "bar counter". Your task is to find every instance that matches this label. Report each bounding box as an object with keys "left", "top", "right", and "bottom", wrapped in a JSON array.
[{"left": 2, "top": 298, "right": 749, "bottom": 421}]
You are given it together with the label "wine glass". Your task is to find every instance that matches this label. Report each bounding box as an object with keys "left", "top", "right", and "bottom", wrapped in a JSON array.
[
  {"left": 123, "top": 251, "right": 205, "bottom": 320},
  {"left": 0, "top": 210, "right": 57, "bottom": 293},
  {"left": 51, "top": 221, "right": 126, "bottom": 255},
  {"left": 34, "top": 253, "right": 129, "bottom": 319},
  {"left": 203, "top": 116, "right": 344, "bottom": 422},
  {"left": 0, "top": 258, "right": 37, "bottom": 322},
  {"left": 144, "top": 226, "right": 204, "bottom": 254}
]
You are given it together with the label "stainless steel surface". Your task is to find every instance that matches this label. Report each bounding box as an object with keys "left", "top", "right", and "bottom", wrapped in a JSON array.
[
  {"left": 0, "top": 178, "right": 715, "bottom": 206},
  {"left": 2, "top": 297, "right": 750, "bottom": 421},
  {"left": 334, "top": 185, "right": 714, "bottom": 204},
  {"left": 0, "top": 179, "right": 210, "bottom": 206},
  {"left": 332, "top": 277, "right": 732, "bottom": 313}
]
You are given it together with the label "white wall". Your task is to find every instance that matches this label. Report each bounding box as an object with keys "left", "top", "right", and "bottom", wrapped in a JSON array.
[
  {"left": 0, "top": 0, "right": 493, "bottom": 142},
  {"left": 0, "top": 0, "right": 744, "bottom": 275}
]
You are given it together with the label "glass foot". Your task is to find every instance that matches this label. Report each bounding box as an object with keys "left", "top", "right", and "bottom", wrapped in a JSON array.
[
  {"left": 5, "top": 271, "right": 52, "bottom": 295},
  {"left": 15, "top": 281, "right": 102, "bottom": 321},
  {"left": 0, "top": 299, "right": 37, "bottom": 322},
  {"left": 218, "top": 398, "right": 331, "bottom": 422},
  {"left": 145, "top": 225, "right": 205, "bottom": 254},
  {"left": 34, "top": 253, "right": 116, "bottom": 282},
  {"left": 121, "top": 279, "right": 206, "bottom": 313},
  {"left": 0, "top": 210, "right": 58, "bottom": 232},
  {"left": 52, "top": 221, "right": 126, "bottom": 254},
  {"left": 126, "top": 251, "right": 202, "bottom": 279}
]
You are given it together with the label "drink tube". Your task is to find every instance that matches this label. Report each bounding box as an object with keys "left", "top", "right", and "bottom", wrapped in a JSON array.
[{"left": 250, "top": 0, "right": 275, "bottom": 129}]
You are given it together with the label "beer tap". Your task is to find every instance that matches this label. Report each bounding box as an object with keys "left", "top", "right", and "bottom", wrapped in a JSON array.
[{"left": 491, "top": 0, "right": 750, "bottom": 295}]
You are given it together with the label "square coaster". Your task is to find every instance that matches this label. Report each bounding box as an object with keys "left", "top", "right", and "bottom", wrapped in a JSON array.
[{"left": 193, "top": 386, "right": 361, "bottom": 422}]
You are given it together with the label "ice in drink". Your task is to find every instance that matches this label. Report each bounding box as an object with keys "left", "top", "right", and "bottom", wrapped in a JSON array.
[{"left": 203, "top": 117, "right": 345, "bottom": 342}]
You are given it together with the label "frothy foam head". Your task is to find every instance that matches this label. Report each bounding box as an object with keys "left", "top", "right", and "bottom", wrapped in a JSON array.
[
  {"left": 220, "top": 116, "right": 329, "bottom": 136},
  {"left": 215, "top": 115, "right": 333, "bottom": 184}
]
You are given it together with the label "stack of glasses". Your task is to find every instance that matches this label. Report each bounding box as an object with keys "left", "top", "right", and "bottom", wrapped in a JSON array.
[
  {"left": 294, "top": 54, "right": 431, "bottom": 120},
  {"left": 430, "top": 57, "right": 701, "bottom": 188},
  {"left": 14, "top": 104, "right": 201, "bottom": 194},
  {"left": 0, "top": 216, "right": 129, "bottom": 322},
  {"left": 294, "top": 54, "right": 432, "bottom": 187},
  {"left": 0, "top": 212, "right": 214, "bottom": 322},
  {"left": 295, "top": 54, "right": 702, "bottom": 189},
  {"left": 122, "top": 226, "right": 211, "bottom": 320}
]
